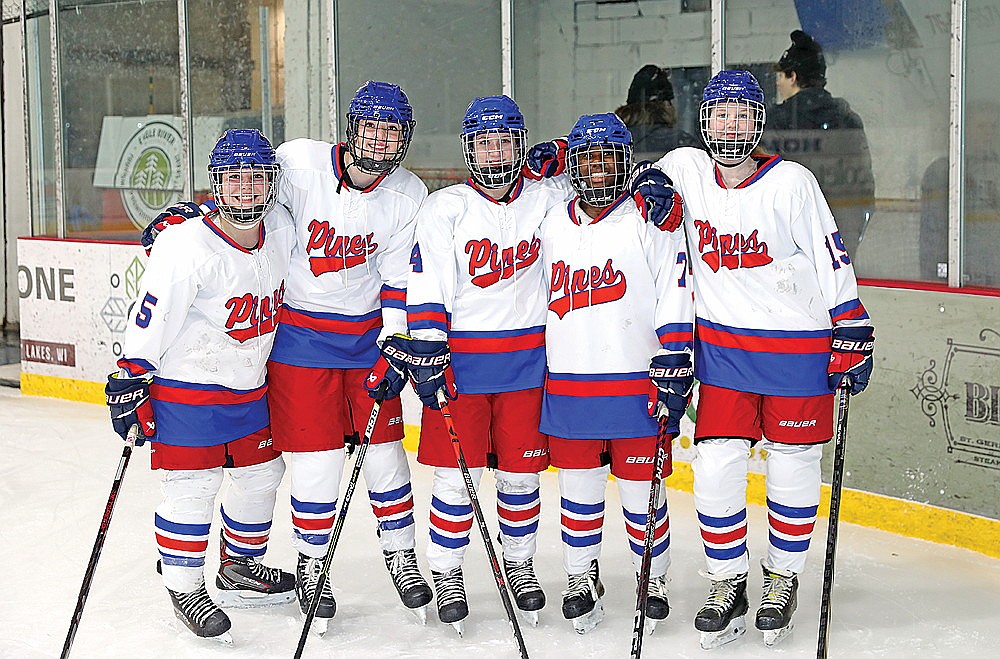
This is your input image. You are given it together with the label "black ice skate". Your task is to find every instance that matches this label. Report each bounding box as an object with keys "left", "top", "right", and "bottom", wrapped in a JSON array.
[
  {"left": 166, "top": 582, "right": 233, "bottom": 643},
  {"left": 157, "top": 559, "right": 232, "bottom": 643},
  {"left": 756, "top": 563, "right": 798, "bottom": 647},
  {"left": 562, "top": 559, "right": 605, "bottom": 634},
  {"left": 432, "top": 566, "right": 469, "bottom": 636},
  {"left": 216, "top": 535, "right": 295, "bottom": 608},
  {"left": 504, "top": 557, "right": 546, "bottom": 627},
  {"left": 694, "top": 570, "right": 749, "bottom": 650},
  {"left": 640, "top": 572, "right": 670, "bottom": 634},
  {"left": 384, "top": 548, "right": 432, "bottom": 624},
  {"left": 295, "top": 552, "right": 337, "bottom": 636}
]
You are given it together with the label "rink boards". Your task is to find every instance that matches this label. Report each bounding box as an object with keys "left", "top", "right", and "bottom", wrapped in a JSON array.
[{"left": 15, "top": 237, "right": 1000, "bottom": 558}]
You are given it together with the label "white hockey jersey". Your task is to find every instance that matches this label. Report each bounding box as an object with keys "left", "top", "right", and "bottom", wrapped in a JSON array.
[
  {"left": 654, "top": 147, "right": 871, "bottom": 397},
  {"left": 268, "top": 139, "right": 428, "bottom": 369},
  {"left": 119, "top": 201, "right": 295, "bottom": 447},
  {"left": 538, "top": 194, "right": 693, "bottom": 440},
  {"left": 406, "top": 176, "right": 572, "bottom": 393}
]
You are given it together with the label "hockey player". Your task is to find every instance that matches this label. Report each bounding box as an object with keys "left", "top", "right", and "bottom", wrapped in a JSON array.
[
  {"left": 536, "top": 113, "right": 693, "bottom": 634},
  {"left": 390, "top": 95, "right": 569, "bottom": 632},
  {"left": 266, "top": 81, "right": 432, "bottom": 629},
  {"left": 105, "top": 129, "right": 296, "bottom": 643},
  {"left": 650, "top": 70, "right": 875, "bottom": 649}
]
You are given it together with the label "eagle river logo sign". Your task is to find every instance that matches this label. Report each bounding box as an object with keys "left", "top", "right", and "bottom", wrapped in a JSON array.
[{"left": 114, "top": 121, "right": 184, "bottom": 230}]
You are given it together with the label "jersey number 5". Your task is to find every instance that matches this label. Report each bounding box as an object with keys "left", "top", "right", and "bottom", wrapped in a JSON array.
[{"left": 135, "top": 293, "right": 158, "bottom": 328}]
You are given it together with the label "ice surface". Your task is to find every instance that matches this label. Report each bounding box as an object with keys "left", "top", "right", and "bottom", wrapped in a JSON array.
[{"left": 2, "top": 387, "right": 998, "bottom": 658}]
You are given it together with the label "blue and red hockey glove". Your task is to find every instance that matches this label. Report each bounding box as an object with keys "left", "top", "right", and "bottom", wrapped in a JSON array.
[
  {"left": 648, "top": 350, "right": 694, "bottom": 435},
  {"left": 523, "top": 138, "right": 567, "bottom": 180},
  {"left": 105, "top": 372, "right": 156, "bottom": 444},
  {"left": 828, "top": 325, "right": 875, "bottom": 395},
  {"left": 629, "top": 161, "right": 684, "bottom": 232},
  {"left": 378, "top": 336, "right": 458, "bottom": 409},
  {"left": 364, "top": 335, "right": 413, "bottom": 401},
  {"left": 140, "top": 201, "right": 203, "bottom": 255}
]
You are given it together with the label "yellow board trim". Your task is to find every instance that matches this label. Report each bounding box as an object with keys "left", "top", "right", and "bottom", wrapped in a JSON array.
[
  {"left": 21, "top": 372, "right": 105, "bottom": 404},
  {"left": 19, "top": 380, "right": 1000, "bottom": 560}
]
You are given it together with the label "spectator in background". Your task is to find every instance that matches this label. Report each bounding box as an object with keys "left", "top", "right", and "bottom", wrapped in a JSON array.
[
  {"left": 763, "top": 30, "right": 875, "bottom": 258},
  {"left": 616, "top": 64, "right": 700, "bottom": 162}
]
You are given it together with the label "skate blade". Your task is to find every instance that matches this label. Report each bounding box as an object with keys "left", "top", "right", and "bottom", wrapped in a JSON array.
[
  {"left": 216, "top": 589, "right": 296, "bottom": 609},
  {"left": 761, "top": 621, "right": 794, "bottom": 647},
  {"left": 571, "top": 599, "right": 605, "bottom": 635},
  {"left": 518, "top": 609, "right": 539, "bottom": 628},
  {"left": 699, "top": 616, "right": 746, "bottom": 650},
  {"left": 211, "top": 631, "right": 234, "bottom": 645},
  {"left": 448, "top": 620, "right": 466, "bottom": 637},
  {"left": 310, "top": 616, "right": 330, "bottom": 637},
  {"left": 644, "top": 618, "right": 658, "bottom": 636},
  {"left": 407, "top": 604, "right": 428, "bottom": 625}
]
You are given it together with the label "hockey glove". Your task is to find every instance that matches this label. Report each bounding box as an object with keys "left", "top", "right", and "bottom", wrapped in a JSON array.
[
  {"left": 648, "top": 351, "right": 694, "bottom": 434},
  {"left": 365, "top": 334, "right": 412, "bottom": 401},
  {"left": 523, "top": 138, "right": 567, "bottom": 180},
  {"left": 382, "top": 337, "right": 457, "bottom": 410},
  {"left": 828, "top": 326, "right": 875, "bottom": 395},
  {"left": 105, "top": 372, "right": 156, "bottom": 444},
  {"left": 140, "top": 201, "right": 203, "bottom": 254},
  {"left": 628, "top": 161, "right": 684, "bottom": 232}
]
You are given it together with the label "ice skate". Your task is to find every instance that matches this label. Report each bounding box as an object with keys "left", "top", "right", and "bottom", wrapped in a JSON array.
[
  {"left": 216, "top": 535, "right": 295, "bottom": 608},
  {"left": 295, "top": 552, "right": 336, "bottom": 636},
  {"left": 166, "top": 582, "right": 233, "bottom": 644},
  {"left": 562, "top": 559, "right": 605, "bottom": 634},
  {"left": 157, "top": 559, "right": 232, "bottom": 643},
  {"left": 504, "top": 557, "right": 546, "bottom": 627},
  {"left": 641, "top": 572, "right": 670, "bottom": 634},
  {"left": 384, "top": 548, "right": 432, "bottom": 624},
  {"left": 694, "top": 570, "right": 748, "bottom": 650},
  {"left": 432, "top": 567, "right": 468, "bottom": 636},
  {"left": 756, "top": 562, "right": 798, "bottom": 647}
]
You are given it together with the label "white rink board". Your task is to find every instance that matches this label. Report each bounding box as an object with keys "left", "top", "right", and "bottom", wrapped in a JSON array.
[{"left": 17, "top": 238, "right": 146, "bottom": 382}]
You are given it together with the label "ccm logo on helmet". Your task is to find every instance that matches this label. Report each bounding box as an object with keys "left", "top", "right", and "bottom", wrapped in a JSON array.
[
  {"left": 382, "top": 345, "right": 451, "bottom": 368},
  {"left": 778, "top": 419, "right": 817, "bottom": 427}
]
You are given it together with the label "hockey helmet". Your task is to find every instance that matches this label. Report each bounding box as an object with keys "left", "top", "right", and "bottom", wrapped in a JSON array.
[
  {"left": 461, "top": 95, "right": 527, "bottom": 189},
  {"left": 699, "top": 69, "right": 766, "bottom": 165},
  {"left": 346, "top": 81, "right": 415, "bottom": 174},
  {"left": 208, "top": 129, "right": 280, "bottom": 228},
  {"left": 566, "top": 113, "right": 633, "bottom": 207}
]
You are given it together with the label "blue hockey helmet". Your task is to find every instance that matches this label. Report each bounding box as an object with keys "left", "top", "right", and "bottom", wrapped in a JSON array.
[
  {"left": 566, "top": 113, "right": 633, "bottom": 207},
  {"left": 346, "top": 81, "right": 415, "bottom": 174},
  {"left": 208, "top": 129, "right": 280, "bottom": 227},
  {"left": 461, "top": 95, "right": 527, "bottom": 188},
  {"left": 699, "top": 69, "right": 766, "bottom": 164}
]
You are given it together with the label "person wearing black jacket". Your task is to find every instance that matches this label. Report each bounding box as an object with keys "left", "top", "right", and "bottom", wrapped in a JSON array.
[{"left": 765, "top": 30, "right": 875, "bottom": 257}]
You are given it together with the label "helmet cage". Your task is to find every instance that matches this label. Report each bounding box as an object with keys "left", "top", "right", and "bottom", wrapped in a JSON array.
[
  {"left": 210, "top": 162, "right": 280, "bottom": 227},
  {"left": 567, "top": 141, "right": 633, "bottom": 207},
  {"left": 208, "top": 129, "right": 280, "bottom": 227},
  {"left": 462, "top": 128, "right": 527, "bottom": 188},
  {"left": 346, "top": 114, "right": 415, "bottom": 174},
  {"left": 699, "top": 98, "right": 765, "bottom": 164},
  {"left": 346, "top": 81, "right": 415, "bottom": 174}
]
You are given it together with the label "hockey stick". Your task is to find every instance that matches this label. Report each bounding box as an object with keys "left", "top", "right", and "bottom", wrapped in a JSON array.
[
  {"left": 61, "top": 426, "right": 139, "bottom": 659},
  {"left": 816, "top": 384, "right": 851, "bottom": 659},
  {"left": 629, "top": 415, "right": 671, "bottom": 659},
  {"left": 436, "top": 390, "right": 530, "bottom": 659},
  {"left": 294, "top": 392, "right": 384, "bottom": 659}
]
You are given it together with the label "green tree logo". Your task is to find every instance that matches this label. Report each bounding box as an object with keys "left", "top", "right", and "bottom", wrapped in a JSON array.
[{"left": 131, "top": 147, "right": 172, "bottom": 209}]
